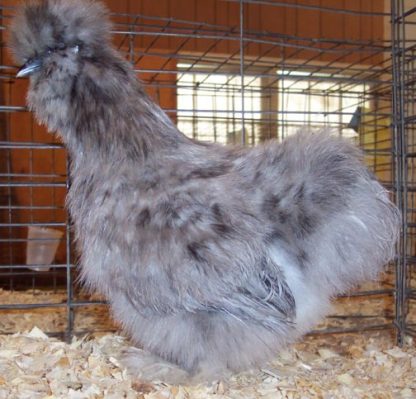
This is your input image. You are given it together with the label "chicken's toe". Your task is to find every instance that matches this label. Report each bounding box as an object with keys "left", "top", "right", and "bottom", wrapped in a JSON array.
[{"left": 120, "top": 346, "right": 190, "bottom": 385}]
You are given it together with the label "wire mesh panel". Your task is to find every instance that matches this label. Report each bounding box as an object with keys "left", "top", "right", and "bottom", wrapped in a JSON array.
[
  {"left": 0, "top": 0, "right": 403, "bottom": 339},
  {"left": 0, "top": 8, "right": 74, "bottom": 338},
  {"left": 391, "top": 0, "right": 416, "bottom": 342}
]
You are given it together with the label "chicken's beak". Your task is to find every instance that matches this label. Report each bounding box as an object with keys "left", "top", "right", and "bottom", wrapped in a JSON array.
[{"left": 16, "top": 57, "right": 42, "bottom": 78}]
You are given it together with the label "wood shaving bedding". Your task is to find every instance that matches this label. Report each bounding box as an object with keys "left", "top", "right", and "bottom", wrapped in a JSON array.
[
  {"left": 0, "top": 268, "right": 414, "bottom": 398},
  {"left": 0, "top": 328, "right": 414, "bottom": 398}
]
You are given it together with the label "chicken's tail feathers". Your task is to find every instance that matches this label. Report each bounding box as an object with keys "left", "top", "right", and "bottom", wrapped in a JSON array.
[
  {"left": 307, "top": 132, "right": 400, "bottom": 286},
  {"left": 10, "top": 0, "right": 111, "bottom": 65},
  {"left": 268, "top": 131, "right": 400, "bottom": 294}
]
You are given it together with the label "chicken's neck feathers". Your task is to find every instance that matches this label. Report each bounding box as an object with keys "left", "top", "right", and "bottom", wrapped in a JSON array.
[{"left": 29, "top": 49, "right": 189, "bottom": 166}]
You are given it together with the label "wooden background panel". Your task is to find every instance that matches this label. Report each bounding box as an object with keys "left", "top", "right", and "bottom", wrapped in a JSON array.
[{"left": 104, "top": 0, "right": 389, "bottom": 65}]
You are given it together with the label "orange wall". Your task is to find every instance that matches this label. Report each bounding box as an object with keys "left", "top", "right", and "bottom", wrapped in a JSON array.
[{"left": 107, "top": 0, "right": 385, "bottom": 65}]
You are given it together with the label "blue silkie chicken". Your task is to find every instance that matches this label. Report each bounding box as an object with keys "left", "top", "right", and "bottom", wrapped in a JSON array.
[{"left": 10, "top": 0, "right": 400, "bottom": 383}]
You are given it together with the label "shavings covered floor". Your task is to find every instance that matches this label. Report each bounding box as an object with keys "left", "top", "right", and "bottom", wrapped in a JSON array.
[
  {"left": 0, "top": 274, "right": 416, "bottom": 399},
  {"left": 0, "top": 328, "right": 415, "bottom": 399},
  {"left": 0, "top": 270, "right": 415, "bottom": 398}
]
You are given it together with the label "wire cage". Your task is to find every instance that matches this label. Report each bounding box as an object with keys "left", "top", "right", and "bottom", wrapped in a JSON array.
[
  {"left": 391, "top": 0, "right": 416, "bottom": 343},
  {"left": 0, "top": 0, "right": 412, "bottom": 343}
]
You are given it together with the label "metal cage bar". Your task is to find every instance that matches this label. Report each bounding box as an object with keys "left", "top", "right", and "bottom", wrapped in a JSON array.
[{"left": 391, "top": 0, "right": 416, "bottom": 344}]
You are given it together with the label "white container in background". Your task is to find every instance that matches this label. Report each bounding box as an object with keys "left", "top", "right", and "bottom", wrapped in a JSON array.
[{"left": 26, "top": 226, "right": 64, "bottom": 272}]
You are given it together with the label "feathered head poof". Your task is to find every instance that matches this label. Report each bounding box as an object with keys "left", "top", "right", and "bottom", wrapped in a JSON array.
[{"left": 10, "top": 0, "right": 111, "bottom": 66}]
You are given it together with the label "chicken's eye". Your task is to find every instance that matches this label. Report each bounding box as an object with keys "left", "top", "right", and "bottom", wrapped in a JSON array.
[{"left": 46, "top": 43, "right": 67, "bottom": 56}]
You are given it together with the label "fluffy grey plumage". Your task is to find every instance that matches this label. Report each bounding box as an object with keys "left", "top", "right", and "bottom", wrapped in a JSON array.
[{"left": 10, "top": 0, "right": 400, "bottom": 383}]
